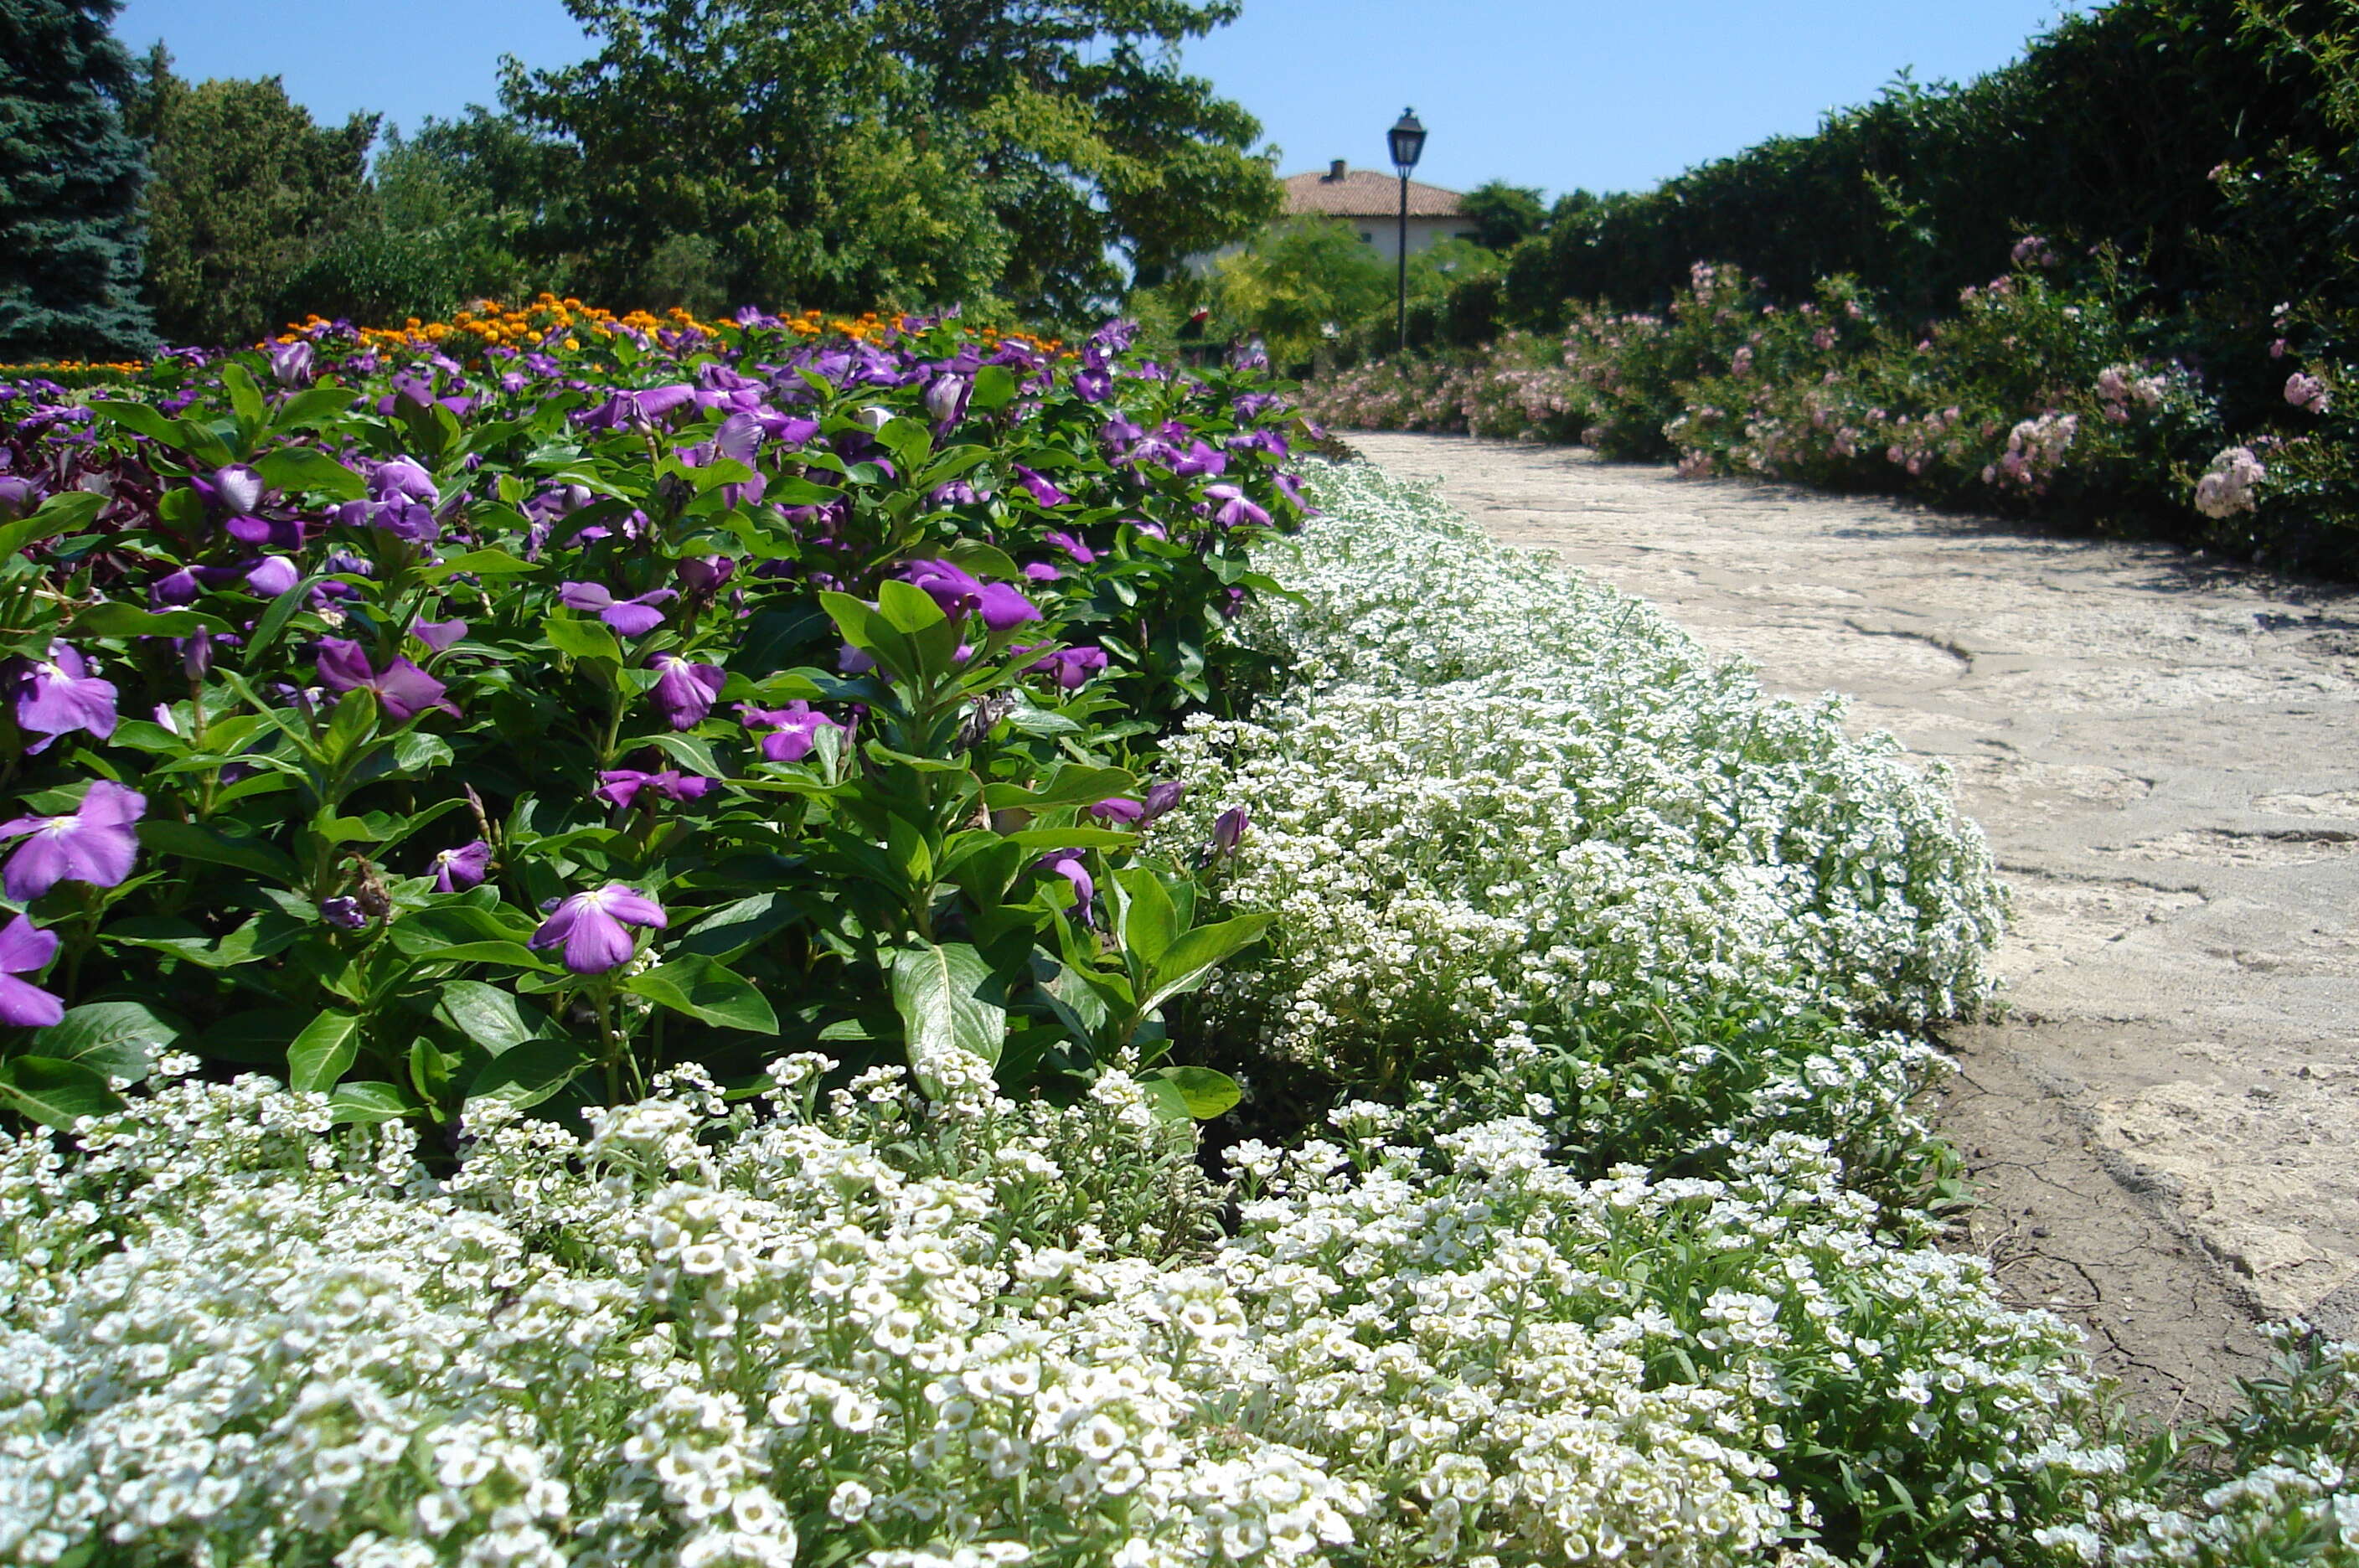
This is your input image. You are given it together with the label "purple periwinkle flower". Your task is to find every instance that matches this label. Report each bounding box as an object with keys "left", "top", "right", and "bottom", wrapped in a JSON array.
[
  {"left": 314, "top": 638, "right": 457, "bottom": 723},
  {"left": 1043, "top": 529, "right": 1096, "bottom": 565},
  {"left": 10, "top": 642, "right": 117, "bottom": 750},
  {"left": 560, "top": 581, "right": 676, "bottom": 637},
  {"left": 1204, "top": 483, "right": 1270, "bottom": 529},
  {"left": 0, "top": 780, "right": 146, "bottom": 902},
  {"left": 529, "top": 884, "right": 667, "bottom": 974},
  {"left": 430, "top": 840, "right": 492, "bottom": 892},
  {"left": 245, "top": 554, "right": 299, "bottom": 597},
  {"left": 1012, "top": 465, "right": 1071, "bottom": 508},
  {"left": 1024, "top": 645, "right": 1107, "bottom": 690},
  {"left": 267, "top": 339, "right": 316, "bottom": 387},
  {"left": 212, "top": 464, "right": 265, "bottom": 515},
  {"left": 902, "top": 559, "right": 984, "bottom": 618},
  {"left": 0, "top": 915, "right": 63, "bottom": 1028},
  {"left": 177, "top": 628, "right": 213, "bottom": 682},
  {"left": 1072, "top": 365, "right": 1112, "bottom": 403},
  {"left": 648, "top": 654, "right": 725, "bottom": 730},
  {"left": 675, "top": 555, "right": 736, "bottom": 595},
  {"left": 320, "top": 895, "right": 368, "bottom": 931},
  {"left": 1209, "top": 806, "right": 1250, "bottom": 862},
  {"left": 412, "top": 618, "right": 468, "bottom": 652},
  {"left": 923, "top": 374, "right": 968, "bottom": 424},
  {"left": 0, "top": 476, "right": 43, "bottom": 521},
  {"left": 1035, "top": 848, "right": 1093, "bottom": 913},
  {"left": 596, "top": 768, "right": 715, "bottom": 809},
  {"left": 1142, "top": 781, "right": 1187, "bottom": 822},
  {"left": 1022, "top": 561, "right": 1061, "bottom": 583},
  {"left": 151, "top": 569, "right": 199, "bottom": 607},
  {"left": 741, "top": 701, "right": 844, "bottom": 763},
  {"left": 975, "top": 582, "right": 1041, "bottom": 632},
  {"left": 1087, "top": 797, "right": 1145, "bottom": 826}
]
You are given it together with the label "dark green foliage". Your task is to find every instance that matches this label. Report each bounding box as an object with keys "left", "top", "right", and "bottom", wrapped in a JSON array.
[
  {"left": 127, "top": 55, "right": 377, "bottom": 346},
  {"left": 499, "top": 0, "right": 1278, "bottom": 322},
  {"left": 281, "top": 114, "right": 584, "bottom": 327},
  {"left": 0, "top": 0, "right": 155, "bottom": 361},
  {"left": 1459, "top": 179, "right": 1546, "bottom": 252}
]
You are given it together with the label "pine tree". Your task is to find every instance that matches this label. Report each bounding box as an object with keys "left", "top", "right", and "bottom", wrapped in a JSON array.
[{"left": 0, "top": 0, "right": 157, "bottom": 361}]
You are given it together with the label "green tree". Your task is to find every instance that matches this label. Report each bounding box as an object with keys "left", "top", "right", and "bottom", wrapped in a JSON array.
[
  {"left": 285, "top": 112, "right": 585, "bottom": 326},
  {"left": 126, "top": 56, "right": 377, "bottom": 345},
  {"left": 1460, "top": 179, "right": 1546, "bottom": 252},
  {"left": 0, "top": 0, "right": 155, "bottom": 361},
  {"left": 1210, "top": 216, "right": 1391, "bottom": 370},
  {"left": 500, "top": 0, "right": 1278, "bottom": 320}
]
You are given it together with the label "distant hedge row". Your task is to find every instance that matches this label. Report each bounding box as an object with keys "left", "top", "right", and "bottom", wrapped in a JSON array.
[{"left": 1372, "top": 0, "right": 2354, "bottom": 441}]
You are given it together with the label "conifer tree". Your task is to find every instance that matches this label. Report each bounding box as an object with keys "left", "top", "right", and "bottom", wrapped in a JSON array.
[{"left": 0, "top": 0, "right": 156, "bottom": 361}]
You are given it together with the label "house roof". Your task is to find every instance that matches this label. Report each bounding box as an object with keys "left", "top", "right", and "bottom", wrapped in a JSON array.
[{"left": 1283, "top": 162, "right": 1465, "bottom": 219}]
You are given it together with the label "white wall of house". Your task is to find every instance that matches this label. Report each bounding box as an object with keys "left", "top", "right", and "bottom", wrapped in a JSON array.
[
  {"left": 1350, "top": 214, "right": 1479, "bottom": 265},
  {"left": 1181, "top": 215, "right": 1477, "bottom": 276}
]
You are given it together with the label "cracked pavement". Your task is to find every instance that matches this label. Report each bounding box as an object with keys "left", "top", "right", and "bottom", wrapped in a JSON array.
[{"left": 1350, "top": 432, "right": 2359, "bottom": 1411}]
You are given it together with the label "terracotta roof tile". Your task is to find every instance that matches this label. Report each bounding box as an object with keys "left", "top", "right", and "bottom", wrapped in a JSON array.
[{"left": 1283, "top": 162, "right": 1465, "bottom": 219}]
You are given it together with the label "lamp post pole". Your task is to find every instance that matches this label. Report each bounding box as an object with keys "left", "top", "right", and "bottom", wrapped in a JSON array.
[
  {"left": 1395, "top": 168, "right": 1408, "bottom": 354},
  {"left": 1386, "top": 109, "right": 1427, "bottom": 358}
]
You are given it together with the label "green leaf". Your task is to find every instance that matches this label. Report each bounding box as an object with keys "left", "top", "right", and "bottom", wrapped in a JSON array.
[
  {"left": 434, "top": 980, "right": 550, "bottom": 1056},
  {"left": 221, "top": 362, "right": 266, "bottom": 435},
  {"left": 544, "top": 615, "right": 623, "bottom": 664},
  {"left": 255, "top": 447, "right": 366, "bottom": 501},
  {"left": 25, "top": 1001, "right": 178, "bottom": 1081},
  {"left": 627, "top": 954, "right": 780, "bottom": 1034},
  {"left": 1, "top": 492, "right": 106, "bottom": 554},
  {"left": 875, "top": 577, "right": 948, "bottom": 634},
  {"left": 72, "top": 602, "right": 227, "bottom": 638},
  {"left": 269, "top": 384, "right": 359, "bottom": 433},
  {"left": 137, "top": 818, "right": 300, "bottom": 881},
  {"left": 679, "top": 893, "right": 801, "bottom": 961},
  {"left": 286, "top": 1008, "right": 363, "bottom": 1093},
  {"left": 1138, "top": 915, "right": 1274, "bottom": 1015},
  {"left": 467, "top": 1039, "right": 591, "bottom": 1111},
  {"left": 390, "top": 904, "right": 539, "bottom": 956},
  {"left": 0, "top": 1056, "right": 123, "bottom": 1127},
  {"left": 891, "top": 941, "right": 1008, "bottom": 1089},
  {"left": 328, "top": 1081, "right": 414, "bottom": 1126},
  {"left": 1004, "top": 826, "right": 1138, "bottom": 852},
  {"left": 968, "top": 364, "right": 1019, "bottom": 410},
  {"left": 90, "top": 398, "right": 185, "bottom": 446},
  {"left": 983, "top": 765, "right": 1137, "bottom": 812},
  {"left": 241, "top": 574, "right": 319, "bottom": 662},
  {"left": 940, "top": 539, "right": 1020, "bottom": 580},
  {"left": 1115, "top": 868, "right": 1180, "bottom": 968},
  {"left": 1139, "top": 1065, "right": 1243, "bottom": 1121},
  {"left": 428, "top": 548, "right": 539, "bottom": 578}
]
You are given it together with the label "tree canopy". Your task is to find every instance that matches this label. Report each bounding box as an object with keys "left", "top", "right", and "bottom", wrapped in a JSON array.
[
  {"left": 0, "top": 0, "right": 155, "bottom": 360},
  {"left": 498, "top": 0, "right": 1280, "bottom": 321},
  {"left": 124, "top": 54, "right": 376, "bottom": 346}
]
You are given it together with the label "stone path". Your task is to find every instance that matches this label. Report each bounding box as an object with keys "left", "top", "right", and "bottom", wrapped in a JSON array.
[{"left": 1352, "top": 431, "right": 2359, "bottom": 1414}]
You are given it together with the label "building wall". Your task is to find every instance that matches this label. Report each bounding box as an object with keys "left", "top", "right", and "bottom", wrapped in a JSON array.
[
  {"left": 1181, "top": 214, "right": 1477, "bottom": 277},
  {"left": 1350, "top": 214, "right": 1478, "bottom": 265}
]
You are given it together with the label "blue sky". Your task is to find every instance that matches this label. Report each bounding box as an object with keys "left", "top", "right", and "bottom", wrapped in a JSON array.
[{"left": 110, "top": 0, "right": 2088, "bottom": 198}]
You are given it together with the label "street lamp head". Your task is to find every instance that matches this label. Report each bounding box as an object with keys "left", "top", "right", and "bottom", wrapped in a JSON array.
[{"left": 1387, "top": 109, "right": 1427, "bottom": 173}]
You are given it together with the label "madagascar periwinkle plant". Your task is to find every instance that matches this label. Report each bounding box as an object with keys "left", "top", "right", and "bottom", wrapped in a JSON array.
[{"left": 0, "top": 309, "right": 1303, "bottom": 1132}]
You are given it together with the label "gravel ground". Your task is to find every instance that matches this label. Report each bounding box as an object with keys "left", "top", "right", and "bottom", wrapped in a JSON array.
[{"left": 1350, "top": 431, "right": 2359, "bottom": 1416}]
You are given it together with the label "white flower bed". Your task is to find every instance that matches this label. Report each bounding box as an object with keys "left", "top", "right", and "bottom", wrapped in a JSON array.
[
  {"left": 1159, "top": 458, "right": 2005, "bottom": 1088},
  {"left": 3, "top": 1060, "right": 2134, "bottom": 1568}
]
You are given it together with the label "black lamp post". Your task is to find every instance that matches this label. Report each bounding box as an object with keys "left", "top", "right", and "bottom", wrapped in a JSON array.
[{"left": 1387, "top": 108, "right": 1427, "bottom": 355}]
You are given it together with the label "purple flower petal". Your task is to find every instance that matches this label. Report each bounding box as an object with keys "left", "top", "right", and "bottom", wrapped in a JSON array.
[
  {"left": 0, "top": 781, "right": 147, "bottom": 901},
  {"left": 431, "top": 841, "right": 491, "bottom": 892},
  {"left": 413, "top": 618, "right": 468, "bottom": 652}
]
